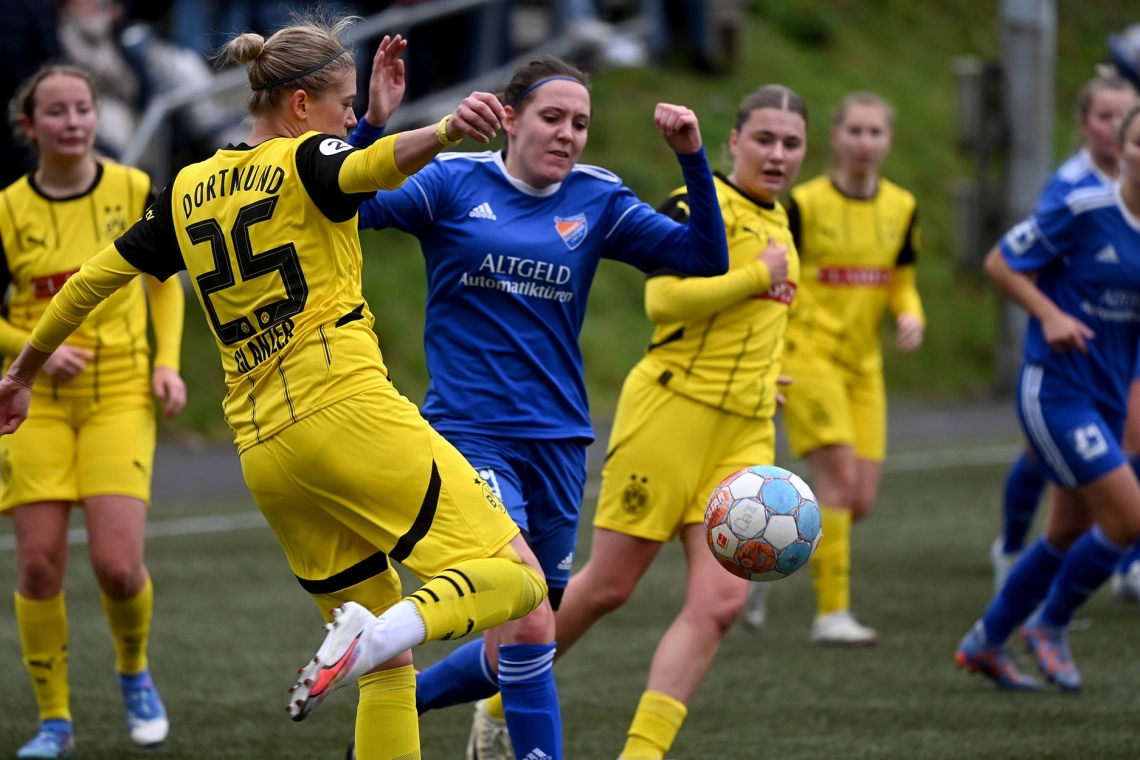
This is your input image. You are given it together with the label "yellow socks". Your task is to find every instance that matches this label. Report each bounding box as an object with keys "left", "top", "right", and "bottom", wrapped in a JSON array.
[
  {"left": 15, "top": 592, "right": 71, "bottom": 722},
  {"left": 410, "top": 553, "right": 546, "bottom": 644},
  {"left": 101, "top": 573, "right": 153, "bottom": 676},
  {"left": 621, "top": 690, "right": 687, "bottom": 760},
  {"left": 485, "top": 690, "right": 506, "bottom": 720},
  {"left": 811, "top": 505, "right": 853, "bottom": 616},
  {"left": 355, "top": 665, "right": 420, "bottom": 760}
]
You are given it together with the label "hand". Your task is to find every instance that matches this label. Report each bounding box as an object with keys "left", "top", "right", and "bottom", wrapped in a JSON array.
[
  {"left": 0, "top": 374, "right": 32, "bottom": 436},
  {"left": 152, "top": 366, "right": 187, "bottom": 419},
  {"left": 775, "top": 374, "right": 793, "bottom": 407},
  {"left": 365, "top": 35, "right": 407, "bottom": 128},
  {"left": 41, "top": 344, "right": 93, "bottom": 382},
  {"left": 757, "top": 237, "right": 789, "bottom": 286},
  {"left": 895, "top": 314, "right": 925, "bottom": 353},
  {"left": 447, "top": 92, "right": 506, "bottom": 144},
  {"left": 654, "top": 103, "right": 702, "bottom": 154},
  {"left": 1042, "top": 311, "right": 1095, "bottom": 354}
]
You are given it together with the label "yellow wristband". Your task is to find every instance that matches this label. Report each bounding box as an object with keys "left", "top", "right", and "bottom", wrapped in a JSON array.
[{"left": 436, "top": 115, "right": 462, "bottom": 147}]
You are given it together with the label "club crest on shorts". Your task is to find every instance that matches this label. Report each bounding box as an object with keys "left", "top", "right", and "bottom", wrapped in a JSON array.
[
  {"left": 622, "top": 474, "right": 650, "bottom": 515},
  {"left": 554, "top": 214, "right": 588, "bottom": 250}
]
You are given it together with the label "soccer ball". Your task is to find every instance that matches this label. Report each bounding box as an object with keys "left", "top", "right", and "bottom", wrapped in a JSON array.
[{"left": 704, "top": 465, "right": 822, "bottom": 582}]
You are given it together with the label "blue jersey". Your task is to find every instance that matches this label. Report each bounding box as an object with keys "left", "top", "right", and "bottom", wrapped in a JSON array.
[
  {"left": 1038, "top": 149, "right": 1112, "bottom": 208},
  {"left": 1000, "top": 183, "right": 1140, "bottom": 415},
  {"left": 356, "top": 141, "right": 728, "bottom": 440}
]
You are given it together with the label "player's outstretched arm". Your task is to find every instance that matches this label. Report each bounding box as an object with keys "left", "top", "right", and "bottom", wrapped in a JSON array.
[
  {"left": 654, "top": 103, "right": 703, "bottom": 154},
  {"left": 984, "top": 245, "right": 1094, "bottom": 353},
  {"left": 364, "top": 35, "right": 407, "bottom": 130}
]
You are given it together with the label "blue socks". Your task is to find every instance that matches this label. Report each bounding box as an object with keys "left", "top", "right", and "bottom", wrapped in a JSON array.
[
  {"left": 982, "top": 537, "right": 1065, "bottom": 645},
  {"left": 499, "top": 642, "right": 562, "bottom": 760},
  {"left": 415, "top": 638, "right": 498, "bottom": 714},
  {"left": 1041, "top": 526, "right": 1130, "bottom": 628},
  {"left": 1001, "top": 453, "right": 1047, "bottom": 555}
]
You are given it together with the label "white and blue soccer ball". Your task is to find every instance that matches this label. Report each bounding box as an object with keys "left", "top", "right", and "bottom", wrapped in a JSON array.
[{"left": 704, "top": 465, "right": 822, "bottom": 582}]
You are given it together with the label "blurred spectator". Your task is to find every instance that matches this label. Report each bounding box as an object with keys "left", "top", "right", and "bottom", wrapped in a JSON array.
[
  {"left": 0, "top": 0, "right": 64, "bottom": 187},
  {"left": 1110, "top": 25, "right": 1140, "bottom": 91},
  {"left": 168, "top": 0, "right": 297, "bottom": 57},
  {"left": 57, "top": 0, "right": 243, "bottom": 159}
]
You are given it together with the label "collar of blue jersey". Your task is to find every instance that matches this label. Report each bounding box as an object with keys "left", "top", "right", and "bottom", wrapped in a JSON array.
[
  {"left": 1114, "top": 180, "right": 1140, "bottom": 231},
  {"left": 714, "top": 171, "right": 775, "bottom": 210},
  {"left": 1078, "top": 147, "right": 1114, "bottom": 186},
  {"left": 26, "top": 162, "right": 105, "bottom": 202},
  {"left": 492, "top": 151, "right": 563, "bottom": 197}
]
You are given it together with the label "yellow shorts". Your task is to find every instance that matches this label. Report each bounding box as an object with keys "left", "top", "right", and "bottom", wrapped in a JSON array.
[
  {"left": 0, "top": 391, "right": 156, "bottom": 511},
  {"left": 239, "top": 383, "right": 520, "bottom": 618},
  {"left": 594, "top": 363, "right": 777, "bottom": 543},
  {"left": 780, "top": 347, "right": 886, "bottom": 462}
]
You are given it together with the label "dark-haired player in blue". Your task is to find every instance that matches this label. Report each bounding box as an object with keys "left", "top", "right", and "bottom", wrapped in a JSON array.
[
  {"left": 991, "top": 72, "right": 1139, "bottom": 595},
  {"left": 957, "top": 104, "right": 1140, "bottom": 692},
  {"left": 349, "top": 43, "right": 728, "bottom": 760}
]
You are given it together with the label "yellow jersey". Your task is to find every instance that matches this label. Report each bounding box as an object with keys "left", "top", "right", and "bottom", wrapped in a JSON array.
[
  {"left": 111, "top": 132, "right": 406, "bottom": 452},
  {"left": 785, "top": 175, "right": 923, "bottom": 374},
  {"left": 0, "top": 162, "right": 181, "bottom": 398},
  {"left": 638, "top": 173, "right": 799, "bottom": 420}
]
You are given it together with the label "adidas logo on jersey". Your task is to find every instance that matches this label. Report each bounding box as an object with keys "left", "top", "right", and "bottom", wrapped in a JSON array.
[
  {"left": 469, "top": 202, "right": 497, "bottom": 220},
  {"left": 523, "top": 750, "right": 554, "bottom": 760},
  {"left": 1095, "top": 245, "right": 1120, "bottom": 264},
  {"left": 557, "top": 552, "right": 574, "bottom": 571}
]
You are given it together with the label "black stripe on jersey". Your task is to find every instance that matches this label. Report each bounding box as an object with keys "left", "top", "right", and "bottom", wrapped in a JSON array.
[
  {"left": 752, "top": 316, "right": 786, "bottom": 416},
  {"left": 3, "top": 193, "right": 24, "bottom": 253},
  {"left": 47, "top": 204, "right": 61, "bottom": 249},
  {"left": 336, "top": 303, "right": 365, "bottom": 327},
  {"left": 647, "top": 327, "right": 684, "bottom": 351},
  {"left": 389, "top": 460, "right": 441, "bottom": 563},
  {"left": 87, "top": 193, "right": 100, "bottom": 243},
  {"left": 684, "top": 316, "right": 718, "bottom": 377},
  {"left": 785, "top": 197, "right": 802, "bottom": 253},
  {"left": 657, "top": 192, "right": 691, "bottom": 224},
  {"left": 719, "top": 323, "right": 753, "bottom": 409},
  {"left": 93, "top": 327, "right": 102, "bottom": 403},
  {"left": 896, "top": 206, "right": 919, "bottom": 266},
  {"left": 295, "top": 134, "right": 377, "bottom": 223},
  {"left": 295, "top": 550, "right": 390, "bottom": 595},
  {"left": 115, "top": 183, "right": 186, "bottom": 281},
  {"left": 318, "top": 325, "right": 331, "bottom": 367},
  {"left": 27, "top": 163, "right": 104, "bottom": 202},
  {"left": 276, "top": 356, "right": 298, "bottom": 423},
  {"left": 0, "top": 228, "right": 11, "bottom": 299},
  {"left": 248, "top": 377, "right": 262, "bottom": 444}
]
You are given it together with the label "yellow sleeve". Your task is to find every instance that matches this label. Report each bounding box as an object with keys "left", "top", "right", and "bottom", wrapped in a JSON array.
[
  {"left": 145, "top": 273, "right": 184, "bottom": 371},
  {"left": 888, "top": 265, "right": 925, "bottom": 323},
  {"left": 30, "top": 244, "right": 143, "bottom": 354},
  {"left": 0, "top": 318, "right": 31, "bottom": 358},
  {"left": 645, "top": 263, "right": 772, "bottom": 325},
  {"left": 337, "top": 135, "right": 408, "bottom": 194}
]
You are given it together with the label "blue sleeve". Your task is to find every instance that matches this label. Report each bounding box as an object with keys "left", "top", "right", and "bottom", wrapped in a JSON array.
[
  {"left": 999, "top": 198, "right": 1079, "bottom": 272},
  {"left": 602, "top": 148, "right": 729, "bottom": 276},
  {"left": 348, "top": 117, "right": 385, "bottom": 149},
  {"left": 357, "top": 158, "right": 444, "bottom": 236}
]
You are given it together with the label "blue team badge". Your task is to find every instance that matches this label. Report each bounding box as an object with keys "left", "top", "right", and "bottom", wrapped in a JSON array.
[{"left": 554, "top": 214, "right": 588, "bottom": 251}]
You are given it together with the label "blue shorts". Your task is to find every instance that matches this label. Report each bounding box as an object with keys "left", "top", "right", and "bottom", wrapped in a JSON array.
[
  {"left": 441, "top": 432, "right": 588, "bottom": 592},
  {"left": 1017, "top": 364, "right": 1127, "bottom": 488}
]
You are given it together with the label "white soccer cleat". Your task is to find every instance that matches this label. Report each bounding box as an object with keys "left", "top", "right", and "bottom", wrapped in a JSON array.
[
  {"left": 287, "top": 602, "right": 376, "bottom": 721},
  {"left": 739, "top": 582, "right": 774, "bottom": 631},
  {"left": 990, "top": 537, "right": 1021, "bottom": 593},
  {"left": 810, "top": 610, "right": 878, "bottom": 647},
  {"left": 466, "top": 699, "right": 515, "bottom": 760},
  {"left": 1110, "top": 561, "right": 1140, "bottom": 603}
]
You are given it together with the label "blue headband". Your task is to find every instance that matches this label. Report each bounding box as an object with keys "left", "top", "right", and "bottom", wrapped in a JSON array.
[{"left": 510, "top": 76, "right": 585, "bottom": 107}]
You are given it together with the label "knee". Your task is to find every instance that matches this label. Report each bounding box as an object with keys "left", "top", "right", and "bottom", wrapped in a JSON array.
[
  {"left": 587, "top": 575, "right": 637, "bottom": 616},
  {"left": 852, "top": 494, "right": 875, "bottom": 522},
  {"left": 513, "top": 598, "right": 556, "bottom": 644},
  {"left": 692, "top": 581, "right": 748, "bottom": 634},
  {"left": 18, "top": 551, "right": 66, "bottom": 598},
  {"left": 91, "top": 556, "right": 144, "bottom": 599}
]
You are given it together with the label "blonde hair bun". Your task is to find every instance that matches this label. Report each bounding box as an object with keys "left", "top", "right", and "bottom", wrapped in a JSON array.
[{"left": 227, "top": 33, "right": 266, "bottom": 65}]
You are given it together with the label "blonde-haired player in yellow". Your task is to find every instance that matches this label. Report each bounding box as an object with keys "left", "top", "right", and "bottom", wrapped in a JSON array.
[
  {"left": 758, "top": 91, "right": 924, "bottom": 646},
  {"left": 550, "top": 84, "right": 808, "bottom": 760},
  {"left": 1, "top": 63, "right": 186, "bottom": 758},
  {"left": 0, "top": 23, "right": 547, "bottom": 760}
]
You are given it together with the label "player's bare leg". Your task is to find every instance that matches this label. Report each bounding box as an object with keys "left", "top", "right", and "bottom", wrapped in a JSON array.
[
  {"left": 84, "top": 495, "right": 168, "bottom": 747},
  {"left": 554, "top": 528, "right": 663, "bottom": 652},
  {"left": 804, "top": 444, "right": 876, "bottom": 645},
  {"left": 619, "top": 524, "right": 748, "bottom": 760}
]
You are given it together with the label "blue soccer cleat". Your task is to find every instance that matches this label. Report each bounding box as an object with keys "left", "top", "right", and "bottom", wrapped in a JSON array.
[
  {"left": 1020, "top": 612, "right": 1082, "bottom": 692},
  {"left": 955, "top": 621, "right": 1041, "bottom": 690},
  {"left": 120, "top": 670, "right": 170, "bottom": 747},
  {"left": 16, "top": 719, "right": 75, "bottom": 759}
]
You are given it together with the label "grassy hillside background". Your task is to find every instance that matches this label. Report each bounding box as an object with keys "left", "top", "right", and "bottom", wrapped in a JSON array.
[{"left": 172, "top": 0, "right": 1138, "bottom": 439}]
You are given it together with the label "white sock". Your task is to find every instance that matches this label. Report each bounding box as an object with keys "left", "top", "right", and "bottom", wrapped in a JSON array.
[{"left": 367, "top": 600, "right": 427, "bottom": 668}]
